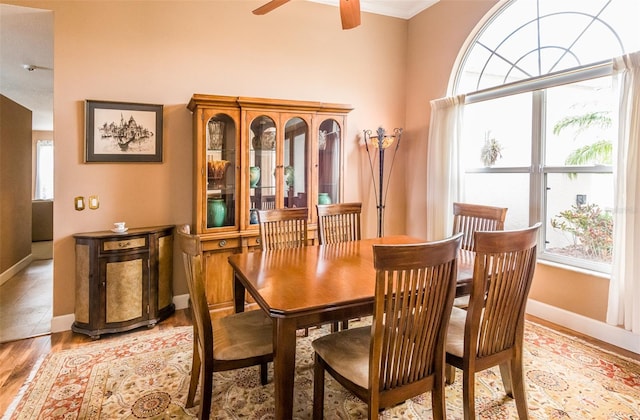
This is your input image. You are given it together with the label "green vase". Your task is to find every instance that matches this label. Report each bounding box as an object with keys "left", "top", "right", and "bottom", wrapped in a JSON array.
[
  {"left": 208, "top": 198, "right": 226, "bottom": 227},
  {"left": 249, "top": 166, "right": 261, "bottom": 187},
  {"left": 318, "top": 193, "right": 332, "bottom": 205}
]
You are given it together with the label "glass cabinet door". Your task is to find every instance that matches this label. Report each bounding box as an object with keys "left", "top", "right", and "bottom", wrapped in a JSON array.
[
  {"left": 205, "top": 113, "right": 236, "bottom": 229},
  {"left": 283, "top": 117, "right": 309, "bottom": 208},
  {"left": 318, "top": 118, "right": 341, "bottom": 204},
  {"left": 249, "top": 115, "right": 277, "bottom": 223}
]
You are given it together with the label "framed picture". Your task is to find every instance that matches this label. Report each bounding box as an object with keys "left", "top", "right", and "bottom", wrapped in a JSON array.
[{"left": 85, "top": 100, "right": 163, "bottom": 162}]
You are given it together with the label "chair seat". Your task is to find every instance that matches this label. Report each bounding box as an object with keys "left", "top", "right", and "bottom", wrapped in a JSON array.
[
  {"left": 213, "top": 310, "right": 273, "bottom": 360},
  {"left": 445, "top": 306, "right": 467, "bottom": 358},
  {"left": 312, "top": 326, "right": 370, "bottom": 388}
]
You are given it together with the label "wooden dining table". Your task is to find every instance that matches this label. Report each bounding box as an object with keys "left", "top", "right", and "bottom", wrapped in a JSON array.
[{"left": 228, "top": 235, "right": 474, "bottom": 420}]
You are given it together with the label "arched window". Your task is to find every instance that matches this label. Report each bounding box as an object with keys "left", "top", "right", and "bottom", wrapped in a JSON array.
[{"left": 451, "top": 0, "right": 639, "bottom": 273}]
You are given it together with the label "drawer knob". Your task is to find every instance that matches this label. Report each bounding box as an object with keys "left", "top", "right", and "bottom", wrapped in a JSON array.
[
  {"left": 256, "top": 238, "right": 261, "bottom": 245},
  {"left": 119, "top": 241, "right": 131, "bottom": 248},
  {"left": 218, "top": 240, "right": 227, "bottom": 247}
]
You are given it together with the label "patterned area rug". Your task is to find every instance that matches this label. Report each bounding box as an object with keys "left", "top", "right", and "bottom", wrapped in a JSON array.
[{"left": 4, "top": 320, "right": 640, "bottom": 419}]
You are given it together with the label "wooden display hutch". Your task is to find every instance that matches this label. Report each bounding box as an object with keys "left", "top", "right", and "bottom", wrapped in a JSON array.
[
  {"left": 72, "top": 225, "right": 175, "bottom": 338},
  {"left": 187, "top": 94, "right": 352, "bottom": 313}
]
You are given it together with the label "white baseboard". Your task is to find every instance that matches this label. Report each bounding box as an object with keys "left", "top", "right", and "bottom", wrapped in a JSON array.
[
  {"left": 51, "top": 313, "right": 75, "bottom": 333},
  {"left": 0, "top": 254, "right": 33, "bottom": 287},
  {"left": 49, "top": 294, "right": 638, "bottom": 355},
  {"left": 526, "top": 299, "right": 640, "bottom": 355},
  {"left": 173, "top": 293, "right": 189, "bottom": 310},
  {"left": 51, "top": 294, "right": 191, "bottom": 333}
]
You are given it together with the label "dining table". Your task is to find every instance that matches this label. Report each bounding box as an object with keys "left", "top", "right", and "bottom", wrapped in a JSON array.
[{"left": 228, "top": 235, "right": 474, "bottom": 420}]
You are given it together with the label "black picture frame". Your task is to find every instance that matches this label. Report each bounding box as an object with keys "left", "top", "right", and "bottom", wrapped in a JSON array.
[{"left": 85, "top": 100, "right": 163, "bottom": 163}]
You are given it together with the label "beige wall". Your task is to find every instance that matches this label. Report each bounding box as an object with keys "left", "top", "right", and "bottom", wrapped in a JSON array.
[
  {"left": 4, "top": 0, "right": 408, "bottom": 317},
  {"left": 0, "top": 94, "right": 32, "bottom": 273}
]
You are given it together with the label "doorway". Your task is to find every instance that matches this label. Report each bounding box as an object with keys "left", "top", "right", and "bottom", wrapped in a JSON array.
[{"left": 0, "top": 4, "right": 54, "bottom": 343}]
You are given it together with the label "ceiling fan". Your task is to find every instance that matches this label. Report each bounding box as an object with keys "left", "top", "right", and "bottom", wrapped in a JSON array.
[{"left": 252, "top": 0, "right": 361, "bottom": 30}]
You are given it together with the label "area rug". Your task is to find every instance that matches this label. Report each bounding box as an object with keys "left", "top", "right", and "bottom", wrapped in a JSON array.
[{"left": 4, "top": 320, "right": 640, "bottom": 419}]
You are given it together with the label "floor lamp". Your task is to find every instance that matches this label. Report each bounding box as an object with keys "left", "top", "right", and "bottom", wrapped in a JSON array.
[{"left": 363, "top": 127, "right": 403, "bottom": 237}]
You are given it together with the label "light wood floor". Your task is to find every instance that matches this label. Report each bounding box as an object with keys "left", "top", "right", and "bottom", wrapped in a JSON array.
[
  {"left": 0, "top": 309, "right": 637, "bottom": 415},
  {"left": 0, "top": 259, "right": 52, "bottom": 343}
]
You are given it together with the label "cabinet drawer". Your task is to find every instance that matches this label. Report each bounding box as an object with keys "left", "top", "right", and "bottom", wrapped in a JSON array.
[
  {"left": 102, "top": 236, "right": 147, "bottom": 252},
  {"left": 246, "top": 236, "right": 261, "bottom": 248},
  {"left": 202, "top": 237, "right": 239, "bottom": 251}
]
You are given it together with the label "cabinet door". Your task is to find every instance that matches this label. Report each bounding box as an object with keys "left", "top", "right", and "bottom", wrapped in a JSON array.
[
  {"left": 283, "top": 114, "right": 311, "bottom": 209},
  {"left": 316, "top": 117, "right": 344, "bottom": 206},
  {"left": 247, "top": 112, "right": 278, "bottom": 222},
  {"left": 202, "top": 238, "right": 242, "bottom": 311},
  {"left": 200, "top": 109, "right": 240, "bottom": 234},
  {"left": 101, "top": 252, "right": 149, "bottom": 326}
]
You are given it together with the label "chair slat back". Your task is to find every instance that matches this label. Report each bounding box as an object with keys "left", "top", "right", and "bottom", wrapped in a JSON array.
[
  {"left": 371, "top": 233, "right": 462, "bottom": 392},
  {"left": 257, "top": 207, "right": 309, "bottom": 250},
  {"left": 316, "top": 202, "right": 362, "bottom": 245},
  {"left": 176, "top": 225, "right": 213, "bottom": 363},
  {"left": 468, "top": 223, "right": 540, "bottom": 358},
  {"left": 452, "top": 202, "right": 508, "bottom": 251}
]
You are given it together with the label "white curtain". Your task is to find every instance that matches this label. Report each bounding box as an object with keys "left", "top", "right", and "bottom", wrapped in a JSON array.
[
  {"left": 425, "top": 95, "right": 465, "bottom": 241},
  {"left": 607, "top": 51, "right": 640, "bottom": 334}
]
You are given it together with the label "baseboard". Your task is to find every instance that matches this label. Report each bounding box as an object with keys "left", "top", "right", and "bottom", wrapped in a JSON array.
[
  {"left": 173, "top": 293, "right": 189, "bottom": 310},
  {"left": 51, "top": 294, "right": 639, "bottom": 355},
  {"left": 51, "top": 294, "right": 191, "bottom": 333},
  {"left": 51, "top": 313, "right": 75, "bottom": 333},
  {"left": 526, "top": 299, "right": 640, "bottom": 355},
  {"left": 0, "top": 254, "right": 33, "bottom": 287}
]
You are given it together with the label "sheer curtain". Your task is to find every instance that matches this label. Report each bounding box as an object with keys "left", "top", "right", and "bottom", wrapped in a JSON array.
[
  {"left": 607, "top": 51, "right": 640, "bottom": 334},
  {"left": 425, "top": 95, "right": 465, "bottom": 241}
]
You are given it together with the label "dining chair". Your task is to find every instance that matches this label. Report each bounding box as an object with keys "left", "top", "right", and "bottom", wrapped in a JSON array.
[
  {"left": 316, "top": 202, "right": 362, "bottom": 245},
  {"left": 445, "top": 223, "right": 541, "bottom": 420},
  {"left": 316, "top": 202, "right": 362, "bottom": 331},
  {"left": 452, "top": 202, "right": 508, "bottom": 252},
  {"left": 176, "top": 225, "right": 273, "bottom": 420},
  {"left": 312, "top": 232, "right": 463, "bottom": 420},
  {"left": 257, "top": 207, "right": 308, "bottom": 250},
  {"left": 256, "top": 207, "right": 311, "bottom": 335},
  {"left": 452, "top": 202, "right": 508, "bottom": 309}
]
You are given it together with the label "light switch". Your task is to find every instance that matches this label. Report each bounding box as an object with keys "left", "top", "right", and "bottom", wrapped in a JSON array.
[
  {"left": 74, "top": 196, "right": 85, "bottom": 211},
  {"left": 89, "top": 195, "right": 99, "bottom": 209}
]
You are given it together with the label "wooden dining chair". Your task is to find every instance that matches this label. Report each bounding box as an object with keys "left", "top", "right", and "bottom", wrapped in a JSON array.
[
  {"left": 256, "top": 207, "right": 311, "bottom": 335},
  {"left": 312, "top": 233, "right": 463, "bottom": 420},
  {"left": 257, "top": 207, "right": 308, "bottom": 250},
  {"left": 176, "top": 225, "right": 273, "bottom": 420},
  {"left": 452, "top": 202, "right": 508, "bottom": 309},
  {"left": 316, "top": 202, "right": 362, "bottom": 245},
  {"left": 316, "top": 202, "right": 362, "bottom": 331},
  {"left": 452, "top": 202, "right": 508, "bottom": 252},
  {"left": 445, "top": 223, "right": 541, "bottom": 420}
]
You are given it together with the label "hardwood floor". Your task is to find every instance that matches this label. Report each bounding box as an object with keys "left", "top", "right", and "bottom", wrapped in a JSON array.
[
  {"left": 0, "top": 309, "right": 637, "bottom": 415},
  {"left": 0, "top": 259, "right": 52, "bottom": 343}
]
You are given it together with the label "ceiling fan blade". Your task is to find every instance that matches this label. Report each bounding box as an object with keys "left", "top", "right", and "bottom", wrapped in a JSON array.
[
  {"left": 340, "top": 0, "right": 361, "bottom": 29},
  {"left": 252, "top": 0, "right": 291, "bottom": 15}
]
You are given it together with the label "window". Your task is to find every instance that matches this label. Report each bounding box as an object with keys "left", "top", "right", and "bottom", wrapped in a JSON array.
[
  {"left": 453, "top": 0, "right": 639, "bottom": 273},
  {"left": 35, "top": 140, "right": 53, "bottom": 200}
]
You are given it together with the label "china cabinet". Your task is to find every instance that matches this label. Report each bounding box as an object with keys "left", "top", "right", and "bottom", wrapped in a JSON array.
[
  {"left": 72, "top": 225, "right": 175, "bottom": 338},
  {"left": 187, "top": 94, "right": 351, "bottom": 312}
]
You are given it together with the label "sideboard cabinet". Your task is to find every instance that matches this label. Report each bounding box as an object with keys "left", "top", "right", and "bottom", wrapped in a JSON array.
[
  {"left": 187, "top": 94, "right": 352, "bottom": 313},
  {"left": 72, "top": 225, "right": 175, "bottom": 338}
]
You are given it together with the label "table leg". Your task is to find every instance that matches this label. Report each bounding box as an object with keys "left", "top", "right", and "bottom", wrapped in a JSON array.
[
  {"left": 233, "top": 272, "right": 245, "bottom": 313},
  {"left": 273, "top": 317, "right": 297, "bottom": 420}
]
